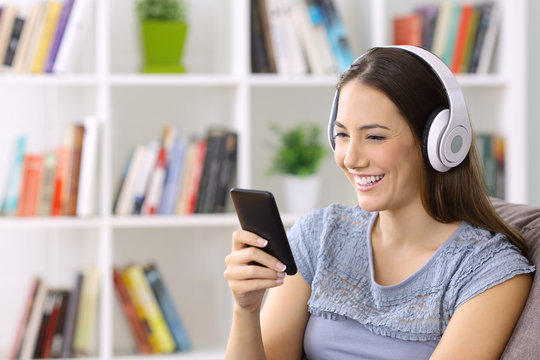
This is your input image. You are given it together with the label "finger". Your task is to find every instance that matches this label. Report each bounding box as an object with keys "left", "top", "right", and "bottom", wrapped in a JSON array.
[
  {"left": 232, "top": 229, "right": 268, "bottom": 251},
  {"left": 228, "top": 278, "right": 285, "bottom": 294},
  {"left": 226, "top": 246, "right": 287, "bottom": 273},
  {"left": 224, "top": 263, "right": 287, "bottom": 282}
]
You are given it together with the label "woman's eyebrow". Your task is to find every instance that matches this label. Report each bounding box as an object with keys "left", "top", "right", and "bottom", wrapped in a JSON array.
[{"left": 334, "top": 121, "right": 390, "bottom": 131}]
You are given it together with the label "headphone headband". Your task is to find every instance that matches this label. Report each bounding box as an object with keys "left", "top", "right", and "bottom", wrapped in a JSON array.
[{"left": 328, "top": 45, "right": 472, "bottom": 172}]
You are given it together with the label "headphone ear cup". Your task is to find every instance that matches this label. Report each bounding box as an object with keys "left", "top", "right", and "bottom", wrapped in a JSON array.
[{"left": 422, "top": 108, "right": 451, "bottom": 172}]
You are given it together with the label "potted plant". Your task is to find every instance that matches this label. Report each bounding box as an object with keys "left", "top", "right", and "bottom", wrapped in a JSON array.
[
  {"left": 136, "top": 0, "right": 189, "bottom": 73},
  {"left": 268, "top": 123, "right": 327, "bottom": 213}
]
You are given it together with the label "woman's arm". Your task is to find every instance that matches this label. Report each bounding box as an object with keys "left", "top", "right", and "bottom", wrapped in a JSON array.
[
  {"left": 224, "top": 230, "right": 310, "bottom": 359},
  {"left": 431, "top": 273, "right": 532, "bottom": 360}
]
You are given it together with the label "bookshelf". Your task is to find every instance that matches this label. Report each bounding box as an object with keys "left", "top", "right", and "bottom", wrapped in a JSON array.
[{"left": 0, "top": 0, "right": 527, "bottom": 358}]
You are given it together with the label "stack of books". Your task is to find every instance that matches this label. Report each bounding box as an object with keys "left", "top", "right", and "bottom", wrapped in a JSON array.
[
  {"left": 0, "top": 0, "right": 92, "bottom": 74},
  {"left": 393, "top": 1, "right": 501, "bottom": 73},
  {"left": 9, "top": 267, "right": 100, "bottom": 359},
  {"left": 113, "top": 263, "right": 191, "bottom": 354},
  {"left": 113, "top": 125, "right": 238, "bottom": 216},
  {"left": 476, "top": 133, "right": 505, "bottom": 199},
  {"left": 0, "top": 118, "right": 99, "bottom": 217},
  {"left": 250, "top": 0, "right": 355, "bottom": 75}
]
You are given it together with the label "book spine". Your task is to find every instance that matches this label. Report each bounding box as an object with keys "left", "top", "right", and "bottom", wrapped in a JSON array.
[
  {"left": 3, "top": 16, "right": 25, "bottom": 68},
  {"left": 7, "top": 278, "right": 39, "bottom": 360},
  {"left": 0, "top": 5, "right": 17, "bottom": 64},
  {"left": 145, "top": 264, "right": 191, "bottom": 351},
  {"left": 60, "top": 272, "right": 83, "bottom": 358},
  {"left": 123, "top": 265, "right": 176, "bottom": 353},
  {"left": 44, "top": 0, "right": 75, "bottom": 73},
  {"left": 72, "top": 267, "right": 100, "bottom": 357},
  {"left": 132, "top": 141, "right": 159, "bottom": 214},
  {"left": 115, "top": 144, "right": 146, "bottom": 215},
  {"left": 141, "top": 147, "right": 167, "bottom": 215},
  {"left": 49, "top": 290, "right": 70, "bottom": 358},
  {"left": 51, "top": 147, "right": 69, "bottom": 216},
  {"left": 37, "top": 152, "right": 57, "bottom": 216},
  {"left": 17, "top": 154, "right": 45, "bottom": 217},
  {"left": 66, "top": 123, "right": 86, "bottom": 216},
  {"left": 12, "top": 4, "right": 40, "bottom": 73},
  {"left": 158, "top": 139, "right": 187, "bottom": 215},
  {"left": 76, "top": 117, "right": 99, "bottom": 217},
  {"left": 19, "top": 281, "right": 49, "bottom": 360},
  {"left": 213, "top": 131, "right": 238, "bottom": 213},
  {"left": 1, "top": 135, "right": 26, "bottom": 215},
  {"left": 30, "top": 1, "right": 63, "bottom": 73}
]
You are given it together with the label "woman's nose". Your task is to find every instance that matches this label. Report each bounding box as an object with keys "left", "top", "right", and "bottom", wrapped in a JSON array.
[{"left": 343, "top": 139, "right": 368, "bottom": 170}]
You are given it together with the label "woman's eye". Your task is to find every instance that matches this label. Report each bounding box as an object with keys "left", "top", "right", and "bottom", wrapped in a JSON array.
[
  {"left": 334, "top": 132, "right": 349, "bottom": 139},
  {"left": 367, "top": 135, "right": 385, "bottom": 141}
]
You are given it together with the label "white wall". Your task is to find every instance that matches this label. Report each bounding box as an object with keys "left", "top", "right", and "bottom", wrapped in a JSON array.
[{"left": 527, "top": 0, "right": 540, "bottom": 206}]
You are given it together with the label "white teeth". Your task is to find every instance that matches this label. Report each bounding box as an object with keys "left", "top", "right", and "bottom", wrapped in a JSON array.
[{"left": 356, "top": 175, "right": 383, "bottom": 186}]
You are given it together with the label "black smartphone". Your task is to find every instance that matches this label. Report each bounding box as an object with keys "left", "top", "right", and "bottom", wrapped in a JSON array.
[{"left": 229, "top": 188, "right": 297, "bottom": 276}]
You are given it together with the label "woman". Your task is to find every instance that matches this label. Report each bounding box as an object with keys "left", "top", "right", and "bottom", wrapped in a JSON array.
[{"left": 223, "top": 46, "right": 534, "bottom": 359}]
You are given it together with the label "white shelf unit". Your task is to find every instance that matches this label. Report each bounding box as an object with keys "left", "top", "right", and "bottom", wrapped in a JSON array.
[{"left": 0, "top": 0, "right": 527, "bottom": 359}]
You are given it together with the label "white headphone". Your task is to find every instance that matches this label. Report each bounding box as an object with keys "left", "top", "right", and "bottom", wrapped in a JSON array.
[{"left": 328, "top": 45, "right": 472, "bottom": 172}]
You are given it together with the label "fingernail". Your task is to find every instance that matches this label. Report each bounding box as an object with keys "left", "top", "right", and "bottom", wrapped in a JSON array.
[
  {"left": 277, "top": 272, "right": 286, "bottom": 278},
  {"left": 276, "top": 262, "right": 286, "bottom": 272},
  {"left": 276, "top": 278, "right": 284, "bottom": 285},
  {"left": 257, "top": 238, "right": 268, "bottom": 247}
]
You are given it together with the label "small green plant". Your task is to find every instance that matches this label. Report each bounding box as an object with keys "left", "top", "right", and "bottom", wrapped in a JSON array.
[
  {"left": 268, "top": 123, "right": 327, "bottom": 177},
  {"left": 136, "top": 0, "right": 187, "bottom": 22}
]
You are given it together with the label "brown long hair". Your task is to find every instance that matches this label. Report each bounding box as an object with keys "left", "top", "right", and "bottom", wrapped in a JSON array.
[{"left": 336, "top": 47, "right": 529, "bottom": 258}]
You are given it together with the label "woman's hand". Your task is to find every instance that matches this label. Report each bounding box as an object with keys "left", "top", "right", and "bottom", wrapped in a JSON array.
[{"left": 224, "top": 229, "right": 288, "bottom": 313}]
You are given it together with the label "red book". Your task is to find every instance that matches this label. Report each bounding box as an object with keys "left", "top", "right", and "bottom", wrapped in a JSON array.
[
  {"left": 17, "top": 154, "right": 44, "bottom": 216},
  {"left": 393, "top": 13, "right": 423, "bottom": 46},
  {"left": 40, "top": 291, "right": 65, "bottom": 358},
  {"left": 185, "top": 138, "right": 207, "bottom": 214},
  {"left": 451, "top": 4, "right": 474, "bottom": 73},
  {"left": 51, "top": 147, "right": 69, "bottom": 216},
  {"left": 113, "top": 268, "right": 153, "bottom": 354}
]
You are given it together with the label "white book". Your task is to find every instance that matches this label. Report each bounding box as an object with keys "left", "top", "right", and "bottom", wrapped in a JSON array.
[
  {"left": 19, "top": 281, "right": 48, "bottom": 360},
  {"left": 141, "top": 149, "right": 167, "bottom": 215},
  {"left": 52, "top": 0, "right": 93, "bottom": 74},
  {"left": 115, "top": 144, "right": 146, "bottom": 215},
  {"left": 264, "top": 0, "right": 288, "bottom": 74},
  {"left": 76, "top": 117, "right": 99, "bottom": 217},
  {"left": 277, "top": 0, "right": 308, "bottom": 75},
  {"left": 132, "top": 140, "right": 159, "bottom": 214},
  {"left": 431, "top": 1, "right": 453, "bottom": 59}
]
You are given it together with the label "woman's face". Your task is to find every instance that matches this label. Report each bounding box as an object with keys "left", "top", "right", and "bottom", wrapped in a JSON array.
[{"left": 333, "top": 81, "right": 423, "bottom": 212}]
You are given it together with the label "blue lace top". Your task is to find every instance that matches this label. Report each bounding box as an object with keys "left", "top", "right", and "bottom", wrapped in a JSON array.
[{"left": 287, "top": 204, "right": 535, "bottom": 345}]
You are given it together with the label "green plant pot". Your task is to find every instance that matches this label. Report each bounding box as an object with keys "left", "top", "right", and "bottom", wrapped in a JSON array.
[{"left": 140, "top": 20, "right": 188, "bottom": 73}]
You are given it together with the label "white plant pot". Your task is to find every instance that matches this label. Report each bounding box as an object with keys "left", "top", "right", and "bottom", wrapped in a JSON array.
[{"left": 282, "top": 174, "right": 321, "bottom": 214}]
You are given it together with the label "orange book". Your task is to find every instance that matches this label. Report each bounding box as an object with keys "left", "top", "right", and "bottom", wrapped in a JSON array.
[
  {"left": 451, "top": 4, "right": 474, "bottom": 73},
  {"left": 393, "top": 13, "right": 423, "bottom": 46},
  {"left": 17, "top": 154, "right": 44, "bottom": 216}
]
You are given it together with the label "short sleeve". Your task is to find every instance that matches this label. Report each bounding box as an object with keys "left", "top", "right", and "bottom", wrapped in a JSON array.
[
  {"left": 451, "top": 233, "right": 535, "bottom": 310},
  {"left": 287, "top": 208, "right": 325, "bottom": 285}
]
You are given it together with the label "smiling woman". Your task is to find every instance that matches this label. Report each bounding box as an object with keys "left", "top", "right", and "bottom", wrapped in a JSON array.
[{"left": 223, "top": 46, "right": 535, "bottom": 360}]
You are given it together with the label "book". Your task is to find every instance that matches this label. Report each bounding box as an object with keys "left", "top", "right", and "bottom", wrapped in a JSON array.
[
  {"left": 77, "top": 117, "right": 99, "bottom": 217},
  {"left": 468, "top": 2, "right": 495, "bottom": 73},
  {"left": 113, "top": 267, "right": 153, "bottom": 354},
  {"left": 431, "top": 1, "right": 453, "bottom": 59},
  {"left": 65, "top": 123, "right": 85, "bottom": 216},
  {"left": 315, "top": 0, "right": 355, "bottom": 72},
  {"left": 251, "top": 0, "right": 273, "bottom": 73},
  {"left": 475, "top": 1, "right": 501, "bottom": 74},
  {"left": 460, "top": 7, "right": 480, "bottom": 73},
  {"left": 145, "top": 263, "right": 191, "bottom": 351},
  {"left": 30, "top": 0, "right": 63, "bottom": 73},
  {"left": 159, "top": 139, "right": 187, "bottom": 215},
  {"left": 122, "top": 264, "right": 176, "bottom": 353},
  {"left": 3, "top": 15, "right": 25, "bottom": 69},
  {"left": 415, "top": 4, "right": 439, "bottom": 51},
  {"left": 72, "top": 266, "right": 100, "bottom": 357},
  {"left": 45, "top": 0, "right": 76, "bottom": 73},
  {"left": 213, "top": 131, "right": 238, "bottom": 213},
  {"left": 276, "top": 0, "right": 308, "bottom": 75},
  {"left": 60, "top": 272, "right": 84, "bottom": 358},
  {"left": 0, "top": 4, "right": 17, "bottom": 66},
  {"left": 20, "top": 2, "right": 48, "bottom": 73},
  {"left": 51, "top": 147, "right": 69, "bottom": 216},
  {"left": 19, "top": 280, "right": 49, "bottom": 360},
  {"left": 175, "top": 140, "right": 198, "bottom": 214},
  {"left": 37, "top": 152, "right": 57, "bottom": 216},
  {"left": 8, "top": 278, "right": 40, "bottom": 360},
  {"left": 33, "top": 289, "right": 58, "bottom": 359},
  {"left": 292, "top": 0, "right": 335, "bottom": 74},
  {"left": 53, "top": 0, "right": 93, "bottom": 73},
  {"left": 1, "top": 135, "right": 26, "bottom": 215},
  {"left": 17, "top": 154, "right": 45, "bottom": 217},
  {"left": 451, "top": 4, "right": 474, "bottom": 73},
  {"left": 115, "top": 144, "right": 147, "bottom": 215},
  {"left": 11, "top": 4, "right": 41, "bottom": 73},
  {"left": 441, "top": 3, "right": 462, "bottom": 68},
  {"left": 141, "top": 147, "right": 167, "bottom": 215},
  {"left": 393, "top": 13, "right": 423, "bottom": 46},
  {"left": 257, "top": 0, "right": 277, "bottom": 73},
  {"left": 184, "top": 138, "right": 207, "bottom": 214},
  {"left": 132, "top": 141, "right": 159, "bottom": 214},
  {"left": 40, "top": 290, "right": 66, "bottom": 358},
  {"left": 49, "top": 290, "right": 70, "bottom": 358}
]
